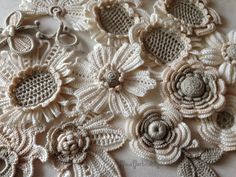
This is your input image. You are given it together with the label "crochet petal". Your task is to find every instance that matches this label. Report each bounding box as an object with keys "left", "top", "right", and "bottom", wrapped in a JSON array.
[
  {"left": 205, "top": 31, "right": 226, "bottom": 49},
  {"left": 199, "top": 48, "right": 224, "bottom": 66},
  {"left": 218, "top": 62, "right": 236, "bottom": 84}
]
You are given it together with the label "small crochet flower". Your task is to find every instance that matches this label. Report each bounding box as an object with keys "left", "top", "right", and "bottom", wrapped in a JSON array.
[
  {"left": 198, "top": 95, "right": 236, "bottom": 151},
  {"left": 74, "top": 43, "right": 156, "bottom": 118},
  {"left": 0, "top": 124, "right": 47, "bottom": 177},
  {"left": 0, "top": 43, "right": 75, "bottom": 125},
  {"left": 199, "top": 30, "right": 236, "bottom": 85},
  {"left": 46, "top": 112, "right": 126, "bottom": 177},
  {"left": 86, "top": 0, "right": 147, "bottom": 46},
  {"left": 162, "top": 60, "right": 226, "bottom": 119},
  {"left": 152, "top": 0, "right": 221, "bottom": 36},
  {"left": 126, "top": 102, "right": 191, "bottom": 165},
  {"left": 19, "top": 0, "right": 89, "bottom": 31}
]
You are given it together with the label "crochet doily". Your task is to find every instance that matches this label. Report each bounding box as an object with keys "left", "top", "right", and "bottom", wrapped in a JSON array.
[{"left": 0, "top": 0, "right": 235, "bottom": 177}]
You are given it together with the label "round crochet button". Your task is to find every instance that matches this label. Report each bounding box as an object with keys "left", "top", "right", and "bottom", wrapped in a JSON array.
[
  {"left": 216, "top": 111, "right": 235, "bottom": 129},
  {"left": 147, "top": 121, "right": 168, "bottom": 140},
  {"left": 226, "top": 44, "right": 236, "bottom": 59},
  {"left": 180, "top": 76, "right": 205, "bottom": 98}
]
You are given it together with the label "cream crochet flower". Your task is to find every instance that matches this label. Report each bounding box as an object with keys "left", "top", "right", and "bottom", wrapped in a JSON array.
[
  {"left": 74, "top": 43, "right": 156, "bottom": 118},
  {"left": 46, "top": 112, "right": 126, "bottom": 177},
  {"left": 0, "top": 43, "right": 75, "bottom": 125},
  {"left": 0, "top": 124, "right": 47, "bottom": 177},
  {"left": 152, "top": 0, "right": 221, "bottom": 36},
  {"left": 19, "top": 0, "right": 90, "bottom": 31},
  {"left": 86, "top": 0, "right": 148, "bottom": 46},
  {"left": 161, "top": 60, "right": 226, "bottom": 119},
  {"left": 198, "top": 95, "right": 236, "bottom": 151},
  {"left": 126, "top": 102, "right": 191, "bottom": 165},
  {"left": 199, "top": 30, "right": 236, "bottom": 85}
]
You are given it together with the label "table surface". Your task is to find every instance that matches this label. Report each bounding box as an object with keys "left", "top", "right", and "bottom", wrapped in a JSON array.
[{"left": 0, "top": 0, "right": 236, "bottom": 177}]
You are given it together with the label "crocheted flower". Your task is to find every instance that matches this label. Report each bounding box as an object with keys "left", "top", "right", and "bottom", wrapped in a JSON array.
[
  {"left": 126, "top": 103, "right": 191, "bottom": 165},
  {"left": 129, "top": 13, "right": 192, "bottom": 66},
  {"left": 86, "top": 0, "right": 147, "bottom": 46},
  {"left": 152, "top": 0, "right": 221, "bottom": 36},
  {"left": 0, "top": 124, "right": 47, "bottom": 177},
  {"left": 47, "top": 112, "right": 125, "bottom": 177},
  {"left": 0, "top": 43, "right": 75, "bottom": 125},
  {"left": 74, "top": 43, "right": 156, "bottom": 118},
  {"left": 199, "top": 30, "right": 236, "bottom": 85},
  {"left": 198, "top": 95, "right": 236, "bottom": 151},
  {"left": 19, "top": 0, "right": 89, "bottom": 31},
  {"left": 162, "top": 60, "right": 226, "bottom": 119}
]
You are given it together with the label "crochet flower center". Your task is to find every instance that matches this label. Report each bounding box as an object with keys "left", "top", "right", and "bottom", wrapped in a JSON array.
[
  {"left": 49, "top": 6, "right": 66, "bottom": 17},
  {"left": 166, "top": 0, "right": 204, "bottom": 25},
  {"left": 216, "top": 111, "right": 235, "bottom": 129},
  {"left": 9, "top": 67, "right": 58, "bottom": 108},
  {"left": 105, "top": 70, "right": 121, "bottom": 88},
  {"left": 95, "top": 3, "right": 134, "bottom": 35},
  {"left": 180, "top": 75, "right": 206, "bottom": 98},
  {"left": 148, "top": 121, "right": 168, "bottom": 140},
  {"left": 226, "top": 44, "right": 236, "bottom": 59}
]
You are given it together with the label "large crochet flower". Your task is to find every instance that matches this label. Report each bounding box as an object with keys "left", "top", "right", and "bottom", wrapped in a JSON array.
[
  {"left": 0, "top": 124, "right": 47, "bottom": 177},
  {"left": 198, "top": 95, "right": 236, "bottom": 151},
  {"left": 199, "top": 30, "right": 236, "bottom": 85},
  {"left": 86, "top": 0, "right": 148, "bottom": 46},
  {"left": 152, "top": 0, "right": 221, "bottom": 36},
  {"left": 0, "top": 43, "right": 75, "bottom": 125},
  {"left": 19, "top": 0, "right": 89, "bottom": 31},
  {"left": 74, "top": 43, "right": 156, "bottom": 118},
  {"left": 46, "top": 113, "right": 126, "bottom": 177},
  {"left": 162, "top": 60, "right": 226, "bottom": 119},
  {"left": 126, "top": 102, "right": 191, "bottom": 165}
]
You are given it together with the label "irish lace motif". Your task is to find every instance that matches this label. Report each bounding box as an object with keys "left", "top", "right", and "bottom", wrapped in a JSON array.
[
  {"left": 162, "top": 60, "right": 226, "bottom": 119},
  {"left": 198, "top": 95, "right": 236, "bottom": 151},
  {"left": 46, "top": 112, "right": 125, "bottom": 177},
  {"left": 0, "top": 124, "right": 47, "bottom": 177},
  {"left": 87, "top": 0, "right": 147, "bottom": 46},
  {"left": 199, "top": 30, "right": 236, "bottom": 85},
  {"left": 152, "top": 0, "right": 221, "bottom": 36},
  {"left": 74, "top": 43, "right": 156, "bottom": 118},
  {"left": 126, "top": 103, "right": 191, "bottom": 165},
  {"left": 0, "top": 43, "right": 75, "bottom": 125},
  {"left": 19, "top": 0, "right": 89, "bottom": 31}
]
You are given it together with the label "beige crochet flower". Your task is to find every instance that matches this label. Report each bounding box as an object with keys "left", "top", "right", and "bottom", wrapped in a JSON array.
[
  {"left": 126, "top": 102, "right": 191, "bottom": 165},
  {"left": 0, "top": 43, "right": 75, "bottom": 125},
  {"left": 0, "top": 124, "right": 47, "bottom": 177},
  {"left": 74, "top": 43, "right": 156, "bottom": 118},
  {"left": 198, "top": 95, "right": 236, "bottom": 151},
  {"left": 152, "top": 0, "right": 221, "bottom": 36},
  {"left": 47, "top": 112, "right": 126, "bottom": 177},
  {"left": 19, "top": 0, "right": 90, "bottom": 31},
  {"left": 199, "top": 30, "right": 236, "bottom": 85},
  {"left": 86, "top": 0, "right": 148, "bottom": 46},
  {"left": 161, "top": 60, "right": 226, "bottom": 118}
]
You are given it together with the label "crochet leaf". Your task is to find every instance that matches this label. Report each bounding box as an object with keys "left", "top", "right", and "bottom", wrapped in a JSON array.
[
  {"left": 192, "top": 159, "right": 217, "bottom": 177},
  {"left": 200, "top": 148, "right": 223, "bottom": 164},
  {"left": 177, "top": 157, "right": 195, "bottom": 177}
]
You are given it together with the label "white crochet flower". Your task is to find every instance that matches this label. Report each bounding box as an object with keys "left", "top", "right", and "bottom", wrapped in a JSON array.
[
  {"left": 86, "top": 0, "right": 148, "bottom": 46},
  {"left": 198, "top": 95, "right": 236, "bottom": 152},
  {"left": 46, "top": 112, "right": 125, "bottom": 177},
  {"left": 0, "top": 124, "right": 47, "bottom": 177},
  {"left": 0, "top": 43, "right": 75, "bottom": 125},
  {"left": 19, "top": 0, "right": 90, "bottom": 31},
  {"left": 126, "top": 102, "right": 191, "bottom": 165},
  {"left": 199, "top": 30, "right": 236, "bottom": 85},
  {"left": 74, "top": 43, "right": 156, "bottom": 118}
]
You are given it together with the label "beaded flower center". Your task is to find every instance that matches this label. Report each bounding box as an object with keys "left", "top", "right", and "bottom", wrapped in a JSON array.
[
  {"left": 226, "top": 44, "right": 236, "bottom": 59},
  {"left": 180, "top": 75, "right": 206, "bottom": 98},
  {"left": 216, "top": 111, "right": 235, "bottom": 129},
  {"left": 148, "top": 121, "right": 168, "bottom": 140},
  {"left": 9, "top": 68, "right": 58, "bottom": 108},
  {"left": 95, "top": 3, "right": 134, "bottom": 35},
  {"left": 104, "top": 70, "right": 121, "bottom": 88}
]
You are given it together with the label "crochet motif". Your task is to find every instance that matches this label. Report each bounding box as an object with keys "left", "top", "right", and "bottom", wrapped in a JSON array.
[
  {"left": 19, "top": 0, "right": 90, "bottom": 31},
  {"left": 161, "top": 60, "right": 226, "bottom": 119},
  {"left": 87, "top": 0, "right": 148, "bottom": 46},
  {"left": 126, "top": 102, "right": 191, "bottom": 165},
  {"left": 0, "top": 124, "right": 47, "bottom": 177},
  {"left": 46, "top": 112, "right": 125, "bottom": 177},
  {"left": 0, "top": 42, "right": 75, "bottom": 125},
  {"left": 73, "top": 43, "right": 156, "bottom": 118},
  {"left": 152, "top": 0, "right": 221, "bottom": 36},
  {"left": 199, "top": 30, "right": 236, "bottom": 84}
]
